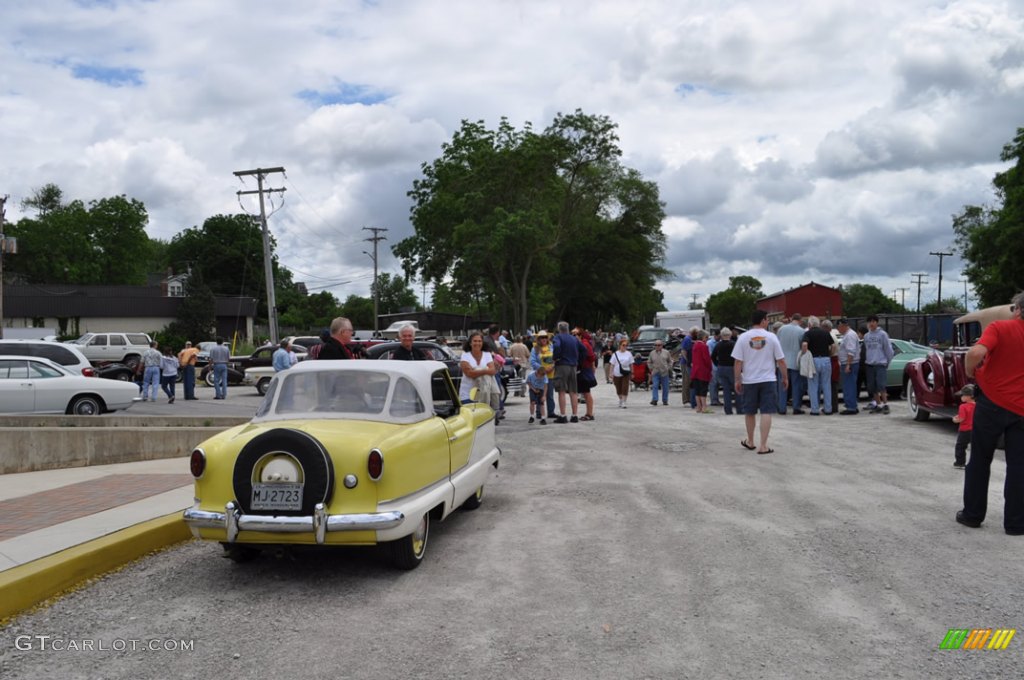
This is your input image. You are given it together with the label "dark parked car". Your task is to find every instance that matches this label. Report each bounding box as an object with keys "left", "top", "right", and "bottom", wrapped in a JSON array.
[
  {"left": 95, "top": 362, "right": 136, "bottom": 382},
  {"left": 198, "top": 344, "right": 309, "bottom": 384},
  {"left": 365, "top": 341, "right": 463, "bottom": 388},
  {"left": 629, "top": 327, "right": 682, "bottom": 362}
]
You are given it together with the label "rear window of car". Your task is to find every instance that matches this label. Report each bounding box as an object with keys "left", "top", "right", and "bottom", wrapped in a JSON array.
[
  {"left": 126, "top": 334, "right": 150, "bottom": 346},
  {"left": 273, "top": 370, "right": 392, "bottom": 416},
  {"left": 36, "top": 345, "right": 79, "bottom": 366}
]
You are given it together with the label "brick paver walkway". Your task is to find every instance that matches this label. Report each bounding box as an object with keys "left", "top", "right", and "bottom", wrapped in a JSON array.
[{"left": 0, "top": 474, "right": 193, "bottom": 541}]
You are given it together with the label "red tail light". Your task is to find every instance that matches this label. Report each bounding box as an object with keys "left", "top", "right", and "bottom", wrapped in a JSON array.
[
  {"left": 367, "top": 449, "right": 383, "bottom": 480},
  {"left": 82, "top": 367, "right": 96, "bottom": 377},
  {"left": 190, "top": 448, "right": 206, "bottom": 478}
]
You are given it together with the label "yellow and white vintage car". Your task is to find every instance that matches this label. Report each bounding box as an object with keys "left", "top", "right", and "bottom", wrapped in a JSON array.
[{"left": 183, "top": 360, "right": 500, "bottom": 569}]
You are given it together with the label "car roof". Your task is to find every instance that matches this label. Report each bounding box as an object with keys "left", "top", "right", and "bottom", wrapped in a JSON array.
[
  {"left": 287, "top": 358, "right": 446, "bottom": 379},
  {"left": 954, "top": 304, "right": 1013, "bottom": 330},
  {"left": 254, "top": 359, "right": 451, "bottom": 425}
]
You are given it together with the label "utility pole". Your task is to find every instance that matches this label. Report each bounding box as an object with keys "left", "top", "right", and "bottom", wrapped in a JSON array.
[
  {"left": 930, "top": 250, "right": 953, "bottom": 311},
  {"left": 958, "top": 278, "right": 970, "bottom": 311},
  {"left": 911, "top": 273, "right": 928, "bottom": 313},
  {"left": 690, "top": 293, "right": 702, "bottom": 309},
  {"left": 363, "top": 227, "right": 388, "bottom": 335},
  {"left": 234, "top": 167, "right": 286, "bottom": 344},
  {"left": 895, "top": 287, "right": 908, "bottom": 309},
  {"left": 0, "top": 194, "right": 7, "bottom": 339}
]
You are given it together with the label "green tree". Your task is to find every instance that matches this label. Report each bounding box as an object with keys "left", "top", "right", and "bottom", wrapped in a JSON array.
[
  {"left": 278, "top": 289, "right": 341, "bottom": 331},
  {"left": 88, "top": 195, "right": 152, "bottom": 284},
  {"left": 706, "top": 276, "right": 765, "bottom": 328},
  {"left": 842, "top": 283, "right": 905, "bottom": 317},
  {"left": 394, "top": 111, "right": 667, "bottom": 332},
  {"left": 953, "top": 127, "right": 1024, "bottom": 307},
  {"left": 20, "top": 183, "right": 64, "bottom": 216},
  {"left": 921, "top": 297, "right": 967, "bottom": 314},
  {"left": 7, "top": 190, "right": 153, "bottom": 285},
  {"left": 372, "top": 273, "right": 419, "bottom": 315},
  {"left": 340, "top": 295, "right": 374, "bottom": 329},
  {"left": 165, "top": 214, "right": 281, "bottom": 303}
]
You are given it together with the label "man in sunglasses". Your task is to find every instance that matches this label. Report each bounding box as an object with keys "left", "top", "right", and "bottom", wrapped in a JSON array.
[{"left": 957, "top": 293, "right": 1024, "bottom": 535}]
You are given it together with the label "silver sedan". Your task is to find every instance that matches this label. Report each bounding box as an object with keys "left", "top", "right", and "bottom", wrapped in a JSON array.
[{"left": 0, "top": 355, "right": 141, "bottom": 415}]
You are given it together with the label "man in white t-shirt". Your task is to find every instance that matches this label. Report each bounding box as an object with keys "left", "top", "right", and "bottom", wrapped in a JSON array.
[{"left": 732, "top": 309, "right": 788, "bottom": 455}]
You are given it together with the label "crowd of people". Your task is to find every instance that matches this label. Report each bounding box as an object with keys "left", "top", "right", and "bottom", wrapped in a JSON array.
[{"left": 132, "top": 296, "right": 1024, "bottom": 535}]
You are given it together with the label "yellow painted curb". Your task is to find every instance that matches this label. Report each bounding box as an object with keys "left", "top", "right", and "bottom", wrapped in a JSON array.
[{"left": 0, "top": 512, "right": 191, "bottom": 621}]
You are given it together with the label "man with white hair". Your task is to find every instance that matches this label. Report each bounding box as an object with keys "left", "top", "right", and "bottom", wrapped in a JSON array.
[
  {"left": 836, "top": 319, "right": 860, "bottom": 414},
  {"left": 393, "top": 324, "right": 427, "bottom": 360},
  {"left": 711, "top": 327, "right": 740, "bottom": 414},
  {"left": 317, "top": 317, "right": 366, "bottom": 360}
]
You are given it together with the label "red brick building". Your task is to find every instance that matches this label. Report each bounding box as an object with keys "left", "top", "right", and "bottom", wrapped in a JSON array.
[{"left": 757, "top": 282, "right": 843, "bottom": 321}]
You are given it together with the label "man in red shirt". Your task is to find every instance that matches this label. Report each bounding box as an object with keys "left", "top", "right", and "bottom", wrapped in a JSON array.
[{"left": 957, "top": 294, "right": 1024, "bottom": 535}]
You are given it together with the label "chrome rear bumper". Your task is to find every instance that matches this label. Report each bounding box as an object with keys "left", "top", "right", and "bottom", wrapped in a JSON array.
[{"left": 183, "top": 501, "right": 404, "bottom": 544}]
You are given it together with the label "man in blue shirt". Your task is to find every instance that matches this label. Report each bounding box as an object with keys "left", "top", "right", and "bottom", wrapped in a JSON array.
[
  {"left": 272, "top": 340, "right": 292, "bottom": 372},
  {"left": 552, "top": 321, "right": 583, "bottom": 423}
]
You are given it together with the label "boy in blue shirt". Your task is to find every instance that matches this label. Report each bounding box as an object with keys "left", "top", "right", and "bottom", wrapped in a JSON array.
[{"left": 527, "top": 367, "right": 549, "bottom": 424}]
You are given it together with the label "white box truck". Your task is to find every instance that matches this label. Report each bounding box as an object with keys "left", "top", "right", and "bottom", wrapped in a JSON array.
[{"left": 654, "top": 310, "right": 709, "bottom": 331}]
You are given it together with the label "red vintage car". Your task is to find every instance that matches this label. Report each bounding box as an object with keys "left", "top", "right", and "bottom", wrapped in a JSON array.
[{"left": 905, "top": 304, "right": 1014, "bottom": 421}]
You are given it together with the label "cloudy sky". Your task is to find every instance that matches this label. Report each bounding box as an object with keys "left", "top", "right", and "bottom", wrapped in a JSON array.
[{"left": 2, "top": 0, "right": 1022, "bottom": 315}]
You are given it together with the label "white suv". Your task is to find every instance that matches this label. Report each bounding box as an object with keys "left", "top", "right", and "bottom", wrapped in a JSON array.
[
  {"left": 0, "top": 340, "right": 96, "bottom": 376},
  {"left": 66, "top": 332, "right": 153, "bottom": 367}
]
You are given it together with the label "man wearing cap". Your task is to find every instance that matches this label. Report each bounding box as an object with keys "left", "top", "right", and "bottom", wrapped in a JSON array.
[
  {"left": 952, "top": 384, "right": 976, "bottom": 469},
  {"left": 648, "top": 338, "right": 672, "bottom": 406},
  {"left": 177, "top": 341, "right": 200, "bottom": 400},
  {"left": 836, "top": 319, "right": 860, "bottom": 414},
  {"left": 957, "top": 292, "right": 1024, "bottom": 535},
  {"left": 530, "top": 331, "right": 557, "bottom": 421}
]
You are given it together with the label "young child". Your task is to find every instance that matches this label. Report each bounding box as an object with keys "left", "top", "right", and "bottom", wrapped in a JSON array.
[
  {"left": 527, "top": 366, "right": 548, "bottom": 424},
  {"left": 952, "top": 384, "right": 976, "bottom": 469}
]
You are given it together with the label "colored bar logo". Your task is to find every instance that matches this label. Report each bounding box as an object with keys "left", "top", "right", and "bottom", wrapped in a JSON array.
[{"left": 940, "top": 628, "right": 1016, "bottom": 650}]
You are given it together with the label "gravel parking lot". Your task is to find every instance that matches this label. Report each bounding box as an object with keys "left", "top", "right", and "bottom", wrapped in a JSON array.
[{"left": 2, "top": 383, "right": 1019, "bottom": 679}]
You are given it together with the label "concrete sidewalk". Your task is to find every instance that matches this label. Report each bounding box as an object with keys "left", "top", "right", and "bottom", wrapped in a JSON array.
[{"left": 0, "top": 457, "right": 195, "bottom": 620}]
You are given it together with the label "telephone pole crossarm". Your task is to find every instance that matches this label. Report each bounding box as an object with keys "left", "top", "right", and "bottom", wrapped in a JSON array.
[{"left": 929, "top": 251, "right": 953, "bottom": 311}]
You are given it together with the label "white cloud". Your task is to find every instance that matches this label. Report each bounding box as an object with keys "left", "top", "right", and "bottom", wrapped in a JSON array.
[{"left": 0, "top": 0, "right": 1019, "bottom": 313}]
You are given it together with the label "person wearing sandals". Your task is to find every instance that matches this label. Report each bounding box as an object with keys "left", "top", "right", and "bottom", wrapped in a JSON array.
[
  {"left": 691, "top": 330, "right": 713, "bottom": 413},
  {"left": 611, "top": 338, "right": 634, "bottom": 408},
  {"left": 732, "top": 309, "right": 788, "bottom": 454}
]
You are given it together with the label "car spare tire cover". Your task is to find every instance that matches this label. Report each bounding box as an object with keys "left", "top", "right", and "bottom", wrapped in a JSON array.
[{"left": 233, "top": 429, "right": 334, "bottom": 516}]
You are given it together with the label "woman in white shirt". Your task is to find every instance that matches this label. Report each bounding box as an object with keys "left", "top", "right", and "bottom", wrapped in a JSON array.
[
  {"left": 459, "top": 331, "right": 499, "bottom": 410},
  {"left": 611, "top": 338, "right": 634, "bottom": 408}
]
